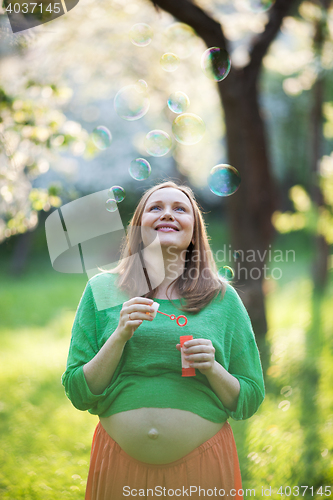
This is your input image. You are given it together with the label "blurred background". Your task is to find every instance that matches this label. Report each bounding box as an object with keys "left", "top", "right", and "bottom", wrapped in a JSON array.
[{"left": 0, "top": 0, "right": 332, "bottom": 498}]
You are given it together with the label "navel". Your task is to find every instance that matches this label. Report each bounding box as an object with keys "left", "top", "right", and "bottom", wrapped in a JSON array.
[{"left": 147, "top": 428, "right": 159, "bottom": 440}]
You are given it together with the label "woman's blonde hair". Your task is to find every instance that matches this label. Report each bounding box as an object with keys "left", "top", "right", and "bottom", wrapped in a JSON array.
[{"left": 111, "top": 180, "right": 226, "bottom": 313}]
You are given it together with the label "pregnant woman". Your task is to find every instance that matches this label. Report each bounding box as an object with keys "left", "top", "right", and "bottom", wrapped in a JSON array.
[{"left": 62, "top": 181, "right": 265, "bottom": 500}]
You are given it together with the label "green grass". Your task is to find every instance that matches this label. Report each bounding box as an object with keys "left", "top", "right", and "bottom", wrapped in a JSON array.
[
  {"left": 0, "top": 242, "right": 332, "bottom": 499},
  {"left": 0, "top": 261, "right": 96, "bottom": 500}
]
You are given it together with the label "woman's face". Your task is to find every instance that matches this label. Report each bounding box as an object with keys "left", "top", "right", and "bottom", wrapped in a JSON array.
[{"left": 141, "top": 187, "right": 195, "bottom": 252}]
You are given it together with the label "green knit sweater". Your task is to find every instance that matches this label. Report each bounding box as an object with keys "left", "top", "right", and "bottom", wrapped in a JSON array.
[{"left": 62, "top": 273, "right": 265, "bottom": 423}]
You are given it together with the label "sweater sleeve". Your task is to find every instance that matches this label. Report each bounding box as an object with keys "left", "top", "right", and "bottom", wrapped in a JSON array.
[
  {"left": 224, "top": 287, "right": 265, "bottom": 421},
  {"left": 61, "top": 281, "right": 109, "bottom": 411}
]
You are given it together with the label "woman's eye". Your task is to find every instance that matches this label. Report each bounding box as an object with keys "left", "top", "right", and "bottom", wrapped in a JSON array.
[{"left": 149, "top": 205, "right": 185, "bottom": 212}]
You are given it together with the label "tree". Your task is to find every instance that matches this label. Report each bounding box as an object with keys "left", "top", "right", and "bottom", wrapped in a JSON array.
[
  {"left": 309, "top": 0, "right": 332, "bottom": 290},
  {"left": 1, "top": 0, "right": 318, "bottom": 334},
  {"left": 271, "top": 0, "right": 333, "bottom": 289},
  {"left": 0, "top": 81, "right": 91, "bottom": 271},
  {"left": 150, "top": 0, "right": 300, "bottom": 355}
]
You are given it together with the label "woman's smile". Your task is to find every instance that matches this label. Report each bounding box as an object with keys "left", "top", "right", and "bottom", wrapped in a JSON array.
[
  {"left": 156, "top": 227, "right": 177, "bottom": 232},
  {"left": 155, "top": 222, "right": 179, "bottom": 232}
]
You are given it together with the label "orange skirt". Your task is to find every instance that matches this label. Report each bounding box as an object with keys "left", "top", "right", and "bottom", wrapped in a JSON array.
[{"left": 85, "top": 421, "right": 243, "bottom": 500}]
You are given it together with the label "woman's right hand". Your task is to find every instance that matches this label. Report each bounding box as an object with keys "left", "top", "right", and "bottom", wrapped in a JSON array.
[{"left": 115, "top": 297, "right": 155, "bottom": 342}]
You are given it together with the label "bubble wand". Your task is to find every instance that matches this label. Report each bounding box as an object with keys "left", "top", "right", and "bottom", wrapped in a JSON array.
[
  {"left": 149, "top": 303, "right": 193, "bottom": 375},
  {"left": 139, "top": 250, "right": 193, "bottom": 375},
  {"left": 146, "top": 292, "right": 188, "bottom": 327},
  {"left": 139, "top": 250, "right": 188, "bottom": 327},
  {"left": 156, "top": 309, "right": 187, "bottom": 327}
]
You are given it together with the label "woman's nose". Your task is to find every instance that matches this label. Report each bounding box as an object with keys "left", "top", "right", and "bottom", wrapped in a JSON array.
[{"left": 160, "top": 209, "right": 174, "bottom": 219}]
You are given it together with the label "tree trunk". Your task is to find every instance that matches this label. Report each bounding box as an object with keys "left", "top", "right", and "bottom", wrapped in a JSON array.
[
  {"left": 310, "top": 76, "right": 329, "bottom": 290},
  {"left": 310, "top": 0, "right": 331, "bottom": 291},
  {"left": 220, "top": 69, "right": 277, "bottom": 343},
  {"left": 9, "top": 229, "right": 34, "bottom": 275}
]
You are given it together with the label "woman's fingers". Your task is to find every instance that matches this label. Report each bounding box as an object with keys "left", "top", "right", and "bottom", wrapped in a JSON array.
[
  {"left": 185, "top": 353, "right": 215, "bottom": 373},
  {"left": 182, "top": 339, "right": 215, "bottom": 371},
  {"left": 183, "top": 342, "right": 215, "bottom": 355},
  {"left": 184, "top": 346, "right": 214, "bottom": 354},
  {"left": 176, "top": 341, "right": 215, "bottom": 373},
  {"left": 181, "top": 340, "right": 215, "bottom": 356},
  {"left": 117, "top": 298, "right": 156, "bottom": 341},
  {"left": 125, "top": 297, "right": 154, "bottom": 307},
  {"left": 121, "top": 300, "right": 155, "bottom": 320},
  {"left": 185, "top": 352, "right": 214, "bottom": 362},
  {"left": 183, "top": 338, "right": 213, "bottom": 348},
  {"left": 127, "top": 303, "right": 155, "bottom": 314},
  {"left": 123, "top": 306, "right": 155, "bottom": 322},
  {"left": 123, "top": 299, "right": 156, "bottom": 319}
]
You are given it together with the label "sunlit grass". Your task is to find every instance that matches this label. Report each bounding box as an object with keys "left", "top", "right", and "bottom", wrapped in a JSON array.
[
  {"left": 0, "top": 255, "right": 332, "bottom": 499},
  {"left": 0, "top": 319, "right": 98, "bottom": 500},
  {"left": 0, "top": 267, "right": 96, "bottom": 500},
  {"left": 237, "top": 276, "right": 333, "bottom": 498}
]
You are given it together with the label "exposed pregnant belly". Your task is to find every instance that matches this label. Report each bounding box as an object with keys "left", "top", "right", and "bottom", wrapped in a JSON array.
[{"left": 99, "top": 408, "right": 225, "bottom": 464}]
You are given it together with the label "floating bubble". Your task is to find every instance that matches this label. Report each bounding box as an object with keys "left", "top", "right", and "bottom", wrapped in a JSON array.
[
  {"left": 105, "top": 199, "right": 117, "bottom": 212},
  {"left": 129, "top": 158, "right": 151, "bottom": 181},
  {"left": 114, "top": 83, "right": 149, "bottom": 121},
  {"left": 109, "top": 186, "right": 126, "bottom": 203},
  {"left": 129, "top": 23, "right": 153, "bottom": 47},
  {"left": 218, "top": 266, "right": 235, "bottom": 280},
  {"left": 160, "top": 53, "right": 180, "bottom": 72},
  {"left": 144, "top": 130, "right": 172, "bottom": 157},
  {"left": 278, "top": 400, "right": 290, "bottom": 411},
  {"left": 163, "top": 23, "right": 197, "bottom": 59},
  {"left": 135, "top": 79, "right": 148, "bottom": 93},
  {"left": 233, "top": 250, "right": 241, "bottom": 260},
  {"left": 91, "top": 126, "right": 112, "bottom": 150},
  {"left": 172, "top": 113, "right": 205, "bottom": 145},
  {"left": 167, "top": 91, "right": 190, "bottom": 114},
  {"left": 243, "top": 0, "right": 274, "bottom": 13},
  {"left": 280, "top": 386, "right": 292, "bottom": 397},
  {"left": 201, "top": 47, "right": 231, "bottom": 82},
  {"left": 208, "top": 164, "right": 241, "bottom": 197}
]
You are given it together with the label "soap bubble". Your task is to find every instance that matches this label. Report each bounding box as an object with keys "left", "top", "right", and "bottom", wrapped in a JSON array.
[
  {"left": 109, "top": 186, "right": 126, "bottom": 203},
  {"left": 218, "top": 266, "right": 235, "bottom": 280},
  {"left": 172, "top": 113, "right": 205, "bottom": 145},
  {"left": 163, "top": 23, "right": 197, "bottom": 59},
  {"left": 233, "top": 250, "right": 241, "bottom": 261},
  {"left": 114, "top": 82, "right": 149, "bottom": 121},
  {"left": 208, "top": 164, "right": 241, "bottom": 197},
  {"left": 129, "top": 158, "right": 151, "bottom": 180},
  {"left": 167, "top": 91, "right": 190, "bottom": 114},
  {"left": 105, "top": 199, "right": 117, "bottom": 212},
  {"left": 201, "top": 47, "right": 231, "bottom": 82},
  {"left": 144, "top": 130, "right": 172, "bottom": 157},
  {"left": 91, "top": 126, "right": 112, "bottom": 150},
  {"left": 135, "top": 80, "right": 148, "bottom": 93},
  {"left": 160, "top": 53, "right": 180, "bottom": 72},
  {"left": 244, "top": 0, "right": 274, "bottom": 13},
  {"left": 129, "top": 23, "right": 153, "bottom": 47}
]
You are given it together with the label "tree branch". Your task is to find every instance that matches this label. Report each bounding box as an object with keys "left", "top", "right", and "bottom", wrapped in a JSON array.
[
  {"left": 247, "top": 0, "right": 300, "bottom": 78},
  {"left": 151, "top": 0, "right": 228, "bottom": 51}
]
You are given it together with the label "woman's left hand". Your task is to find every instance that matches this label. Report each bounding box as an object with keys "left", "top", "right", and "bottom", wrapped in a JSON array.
[{"left": 176, "top": 339, "right": 216, "bottom": 375}]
